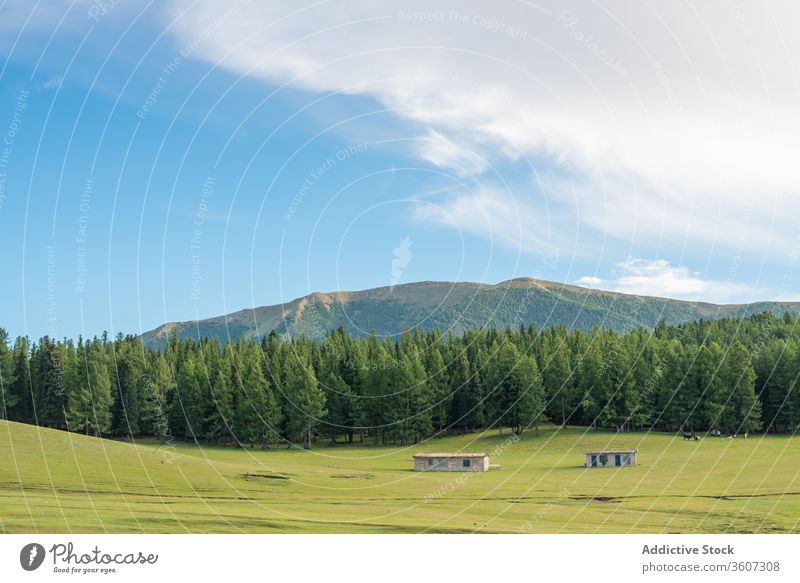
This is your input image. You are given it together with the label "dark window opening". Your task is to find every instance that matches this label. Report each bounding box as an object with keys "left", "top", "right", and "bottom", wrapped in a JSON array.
[
  {"left": 463, "top": 459, "right": 470, "bottom": 467},
  {"left": 615, "top": 454, "right": 621, "bottom": 466},
  {"left": 590, "top": 455, "right": 597, "bottom": 467}
]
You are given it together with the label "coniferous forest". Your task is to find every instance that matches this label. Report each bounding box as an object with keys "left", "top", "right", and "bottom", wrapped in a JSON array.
[{"left": 2, "top": 312, "right": 799, "bottom": 449}]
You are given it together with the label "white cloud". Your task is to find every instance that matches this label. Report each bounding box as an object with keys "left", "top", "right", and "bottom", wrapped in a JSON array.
[
  {"left": 577, "top": 258, "right": 756, "bottom": 302},
  {"left": 415, "top": 130, "right": 489, "bottom": 176},
  {"left": 166, "top": 0, "right": 800, "bottom": 255},
  {"left": 42, "top": 76, "right": 64, "bottom": 90},
  {"left": 575, "top": 275, "right": 602, "bottom": 286},
  {"left": 412, "top": 185, "right": 556, "bottom": 254}
]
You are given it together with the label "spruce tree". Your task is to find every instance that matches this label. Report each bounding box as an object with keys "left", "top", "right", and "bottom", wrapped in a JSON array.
[
  {"left": 110, "top": 339, "right": 143, "bottom": 438},
  {"left": 0, "top": 328, "right": 16, "bottom": 419},
  {"left": 204, "top": 352, "right": 236, "bottom": 443},
  {"left": 7, "top": 337, "right": 32, "bottom": 422},
  {"left": 721, "top": 341, "right": 761, "bottom": 433},
  {"left": 284, "top": 354, "right": 325, "bottom": 449},
  {"left": 400, "top": 350, "right": 431, "bottom": 444},
  {"left": 424, "top": 347, "right": 450, "bottom": 433},
  {"left": 508, "top": 353, "right": 546, "bottom": 434},
  {"left": 35, "top": 337, "right": 68, "bottom": 429},
  {"left": 448, "top": 352, "right": 471, "bottom": 432},
  {"left": 85, "top": 340, "right": 113, "bottom": 436}
]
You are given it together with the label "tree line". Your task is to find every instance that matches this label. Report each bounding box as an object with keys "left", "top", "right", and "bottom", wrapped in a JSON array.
[{"left": 1, "top": 312, "right": 799, "bottom": 448}]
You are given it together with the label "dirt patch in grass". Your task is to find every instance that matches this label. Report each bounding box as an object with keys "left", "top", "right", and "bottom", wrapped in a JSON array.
[
  {"left": 331, "top": 472, "right": 374, "bottom": 479},
  {"left": 571, "top": 492, "right": 800, "bottom": 504},
  {"left": 705, "top": 492, "right": 800, "bottom": 501},
  {"left": 572, "top": 496, "right": 621, "bottom": 504},
  {"left": 240, "top": 472, "right": 289, "bottom": 480}
]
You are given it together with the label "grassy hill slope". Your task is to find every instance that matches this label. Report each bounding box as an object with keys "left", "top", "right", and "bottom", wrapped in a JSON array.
[{"left": 2, "top": 420, "right": 799, "bottom": 533}]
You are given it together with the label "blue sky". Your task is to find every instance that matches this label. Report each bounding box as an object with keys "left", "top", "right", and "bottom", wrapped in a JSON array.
[{"left": 1, "top": 1, "right": 799, "bottom": 340}]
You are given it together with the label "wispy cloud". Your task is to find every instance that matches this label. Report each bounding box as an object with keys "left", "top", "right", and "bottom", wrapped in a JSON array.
[
  {"left": 412, "top": 185, "right": 557, "bottom": 255},
  {"left": 577, "top": 258, "right": 757, "bottom": 302},
  {"left": 42, "top": 76, "right": 64, "bottom": 90},
  {"left": 415, "top": 130, "right": 489, "bottom": 176},
  {"left": 166, "top": 0, "right": 800, "bottom": 258}
]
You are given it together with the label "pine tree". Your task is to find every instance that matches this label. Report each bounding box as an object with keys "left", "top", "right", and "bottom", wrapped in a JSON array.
[
  {"left": 758, "top": 340, "right": 797, "bottom": 432},
  {"left": 110, "top": 338, "right": 143, "bottom": 438},
  {"left": 65, "top": 339, "right": 91, "bottom": 433},
  {"left": 466, "top": 350, "right": 486, "bottom": 431},
  {"left": 284, "top": 353, "right": 325, "bottom": 449},
  {"left": 424, "top": 346, "right": 450, "bottom": 433},
  {"left": 624, "top": 332, "right": 658, "bottom": 430},
  {"left": 320, "top": 371, "right": 357, "bottom": 444},
  {"left": 577, "top": 335, "right": 606, "bottom": 430},
  {"left": 140, "top": 353, "right": 173, "bottom": 439},
  {"left": 651, "top": 341, "right": 687, "bottom": 432},
  {"left": 0, "top": 328, "right": 16, "bottom": 419},
  {"left": 85, "top": 340, "right": 113, "bottom": 436},
  {"left": 7, "top": 337, "right": 32, "bottom": 423},
  {"left": 721, "top": 341, "right": 761, "bottom": 434},
  {"left": 235, "top": 346, "right": 281, "bottom": 449},
  {"left": 495, "top": 342, "right": 531, "bottom": 434},
  {"left": 399, "top": 350, "right": 432, "bottom": 444},
  {"left": 595, "top": 333, "right": 638, "bottom": 432},
  {"left": 689, "top": 343, "right": 725, "bottom": 432},
  {"left": 481, "top": 341, "right": 505, "bottom": 432},
  {"left": 204, "top": 350, "right": 236, "bottom": 443},
  {"left": 448, "top": 352, "right": 471, "bottom": 432},
  {"left": 508, "top": 353, "right": 546, "bottom": 434},
  {"left": 171, "top": 347, "right": 207, "bottom": 441},
  {"left": 540, "top": 329, "right": 573, "bottom": 426},
  {"left": 35, "top": 337, "right": 68, "bottom": 429},
  {"left": 364, "top": 343, "right": 394, "bottom": 444}
]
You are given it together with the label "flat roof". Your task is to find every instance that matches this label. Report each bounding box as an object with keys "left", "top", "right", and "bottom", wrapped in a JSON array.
[
  {"left": 413, "top": 453, "right": 489, "bottom": 459},
  {"left": 585, "top": 449, "right": 637, "bottom": 455}
]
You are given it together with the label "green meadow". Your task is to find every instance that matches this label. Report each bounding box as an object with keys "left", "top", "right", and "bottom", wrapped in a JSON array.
[{"left": 1, "top": 419, "right": 798, "bottom": 533}]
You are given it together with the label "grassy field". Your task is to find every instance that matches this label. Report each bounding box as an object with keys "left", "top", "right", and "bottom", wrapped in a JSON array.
[{"left": 1, "top": 419, "right": 799, "bottom": 533}]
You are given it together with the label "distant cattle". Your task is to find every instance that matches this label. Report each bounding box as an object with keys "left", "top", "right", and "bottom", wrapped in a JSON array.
[{"left": 683, "top": 433, "right": 699, "bottom": 441}]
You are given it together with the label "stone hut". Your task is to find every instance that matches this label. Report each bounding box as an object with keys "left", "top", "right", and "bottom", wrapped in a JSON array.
[
  {"left": 413, "top": 453, "right": 490, "bottom": 472},
  {"left": 585, "top": 449, "right": 637, "bottom": 468}
]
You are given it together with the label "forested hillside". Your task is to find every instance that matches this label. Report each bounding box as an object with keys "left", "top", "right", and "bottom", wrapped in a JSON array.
[
  {"left": 140, "top": 278, "right": 800, "bottom": 347},
  {"left": 2, "top": 312, "right": 799, "bottom": 448}
]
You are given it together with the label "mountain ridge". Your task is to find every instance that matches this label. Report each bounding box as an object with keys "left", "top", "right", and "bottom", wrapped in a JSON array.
[{"left": 140, "top": 278, "right": 800, "bottom": 348}]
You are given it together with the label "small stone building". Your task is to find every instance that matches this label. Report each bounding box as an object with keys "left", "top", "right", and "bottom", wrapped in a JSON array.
[
  {"left": 585, "top": 449, "right": 637, "bottom": 468},
  {"left": 413, "top": 453, "right": 490, "bottom": 472}
]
